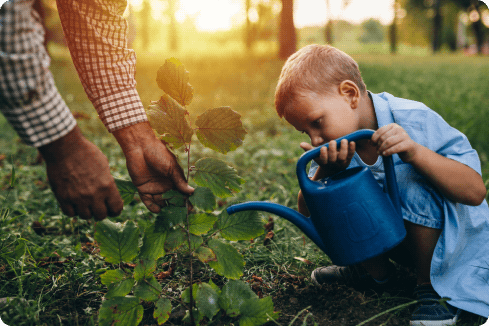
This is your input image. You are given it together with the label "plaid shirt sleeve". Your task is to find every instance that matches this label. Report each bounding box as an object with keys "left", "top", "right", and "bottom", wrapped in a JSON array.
[
  {"left": 56, "top": 0, "right": 148, "bottom": 132},
  {"left": 0, "top": 0, "right": 77, "bottom": 147}
]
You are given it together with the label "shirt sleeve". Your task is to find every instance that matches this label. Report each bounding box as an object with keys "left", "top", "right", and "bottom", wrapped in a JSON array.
[
  {"left": 56, "top": 0, "right": 148, "bottom": 132},
  {"left": 400, "top": 109, "right": 482, "bottom": 176},
  {"left": 426, "top": 110, "right": 482, "bottom": 176},
  {"left": 0, "top": 0, "right": 77, "bottom": 147}
]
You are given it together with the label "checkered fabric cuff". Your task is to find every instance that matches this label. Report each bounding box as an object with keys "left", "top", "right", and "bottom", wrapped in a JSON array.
[
  {"left": 0, "top": 0, "right": 77, "bottom": 147},
  {"left": 92, "top": 89, "right": 148, "bottom": 132},
  {"left": 1, "top": 76, "right": 77, "bottom": 148},
  {"left": 56, "top": 0, "right": 148, "bottom": 133}
]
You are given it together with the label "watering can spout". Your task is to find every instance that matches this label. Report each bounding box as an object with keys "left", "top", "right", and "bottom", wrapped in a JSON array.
[{"left": 226, "top": 202, "right": 326, "bottom": 252}]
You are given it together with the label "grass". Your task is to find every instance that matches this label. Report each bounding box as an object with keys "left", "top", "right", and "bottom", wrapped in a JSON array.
[{"left": 1, "top": 44, "right": 489, "bottom": 325}]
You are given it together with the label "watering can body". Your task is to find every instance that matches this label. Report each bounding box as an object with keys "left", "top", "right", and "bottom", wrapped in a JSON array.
[{"left": 227, "top": 130, "right": 406, "bottom": 266}]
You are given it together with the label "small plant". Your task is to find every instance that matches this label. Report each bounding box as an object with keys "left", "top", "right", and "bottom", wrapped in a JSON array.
[{"left": 95, "top": 58, "right": 278, "bottom": 326}]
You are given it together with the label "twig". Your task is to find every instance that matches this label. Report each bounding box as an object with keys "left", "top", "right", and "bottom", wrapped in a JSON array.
[
  {"left": 185, "top": 142, "right": 195, "bottom": 326},
  {"left": 356, "top": 300, "right": 418, "bottom": 326}
]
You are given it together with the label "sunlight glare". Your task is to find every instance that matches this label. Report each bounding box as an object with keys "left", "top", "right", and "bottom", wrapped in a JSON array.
[{"left": 178, "top": 0, "right": 244, "bottom": 31}]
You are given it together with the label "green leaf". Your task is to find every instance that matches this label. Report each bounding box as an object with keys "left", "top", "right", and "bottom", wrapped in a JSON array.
[
  {"left": 139, "top": 224, "right": 166, "bottom": 261},
  {"left": 9, "top": 162, "right": 15, "bottom": 188},
  {"left": 114, "top": 179, "right": 138, "bottom": 205},
  {"left": 195, "top": 107, "right": 247, "bottom": 154},
  {"left": 100, "top": 269, "right": 125, "bottom": 286},
  {"left": 134, "top": 259, "right": 157, "bottom": 281},
  {"left": 189, "top": 213, "right": 217, "bottom": 235},
  {"left": 12, "top": 241, "right": 26, "bottom": 260},
  {"left": 218, "top": 210, "right": 265, "bottom": 241},
  {"left": 94, "top": 220, "right": 139, "bottom": 264},
  {"left": 156, "top": 58, "right": 194, "bottom": 106},
  {"left": 194, "top": 158, "right": 245, "bottom": 198},
  {"left": 218, "top": 280, "right": 257, "bottom": 317},
  {"left": 154, "top": 298, "right": 172, "bottom": 325},
  {"left": 193, "top": 246, "right": 217, "bottom": 263},
  {"left": 183, "top": 308, "right": 204, "bottom": 325},
  {"left": 181, "top": 283, "right": 199, "bottom": 303},
  {"left": 209, "top": 279, "right": 221, "bottom": 295},
  {"left": 196, "top": 283, "right": 220, "bottom": 320},
  {"left": 184, "top": 233, "right": 203, "bottom": 251},
  {"left": 162, "top": 189, "right": 186, "bottom": 207},
  {"left": 207, "top": 239, "right": 244, "bottom": 279},
  {"left": 133, "top": 276, "right": 162, "bottom": 302},
  {"left": 98, "top": 296, "right": 143, "bottom": 326},
  {"left": 189, "top": 187, "right": 216, "bottom": 212},
  {"left": 147, "top": 94, "right": 193, "bottom": 149},
  {"left": 239, "top": 296, "right": 278, "bottom": 326},
  {"left": 156, "top": 206, "right": 187, "bottom": 231},
  {"left": 106, "top": 279, "right": 135, "bottom": 299},
  {"left": 164, "top": 228, "right": 186, "bottom": 251}
]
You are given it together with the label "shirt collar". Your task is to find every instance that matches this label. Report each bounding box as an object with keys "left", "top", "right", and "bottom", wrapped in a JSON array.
[{"left": 368, "top": 91, "right": 395, "bottom": 128}]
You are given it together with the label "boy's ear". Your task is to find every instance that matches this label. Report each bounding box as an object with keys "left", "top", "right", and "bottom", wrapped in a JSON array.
[{"left": 339, "top": 80, "right": 360, "bottom": 109}]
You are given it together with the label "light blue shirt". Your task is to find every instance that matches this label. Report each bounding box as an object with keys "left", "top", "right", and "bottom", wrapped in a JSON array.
[{"left": 309, "top": 92, "right": 489, "bottom": 316}]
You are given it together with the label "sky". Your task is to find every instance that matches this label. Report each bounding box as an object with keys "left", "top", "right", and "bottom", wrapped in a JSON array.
[{"left": 128, "top": 0, "right": 397, "bottom": 31}]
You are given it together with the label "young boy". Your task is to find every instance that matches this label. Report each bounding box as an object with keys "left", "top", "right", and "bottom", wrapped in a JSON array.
[{"left": 275, "top": 44, "right": 489, "bottom": 325}]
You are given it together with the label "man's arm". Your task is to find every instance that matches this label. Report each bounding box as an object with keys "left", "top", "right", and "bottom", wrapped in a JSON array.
[
  {"left": 56, "top": 0, "right": 193, "bottom": 212},
  {"left": 0, "top": 0, "right": 123, "bottom": 220},
  {"left": 0, "top": 0, "right": 77, "bottom": 147}
]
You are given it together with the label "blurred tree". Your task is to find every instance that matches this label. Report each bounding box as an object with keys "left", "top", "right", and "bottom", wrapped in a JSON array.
[
  {"left": 279, "top": 0, "right": 296, "bottom": 59},
  {"left": 390, "top": 0, "right": 399, "bottom": 53},
  {"left": 140, "top": 0, "right": 151, "bottom": 50},
  {"left": 453, "top": 0, "right": 487, "bottom": 53},
  {"left": 322, "top": 0, "right": 351, "bottom": 46},
  {"left": 433, "top": 0, "right": 443, "bottom": 51},
  {"left": 245, "top": 0, "right": 253, "bottom": 49},
  {"left": 400, "top": 0, "right": 431, "bottom": 47},
  {"left": 406, "top": 0, "right": 487, "bottom": 53},
  {"left": 405, "top": 0, "right": 442, "bottom": 52},
  {"left": 37, "top": 0, "right": 66, "bottom": 47},
  {"left": 244, "top": 0, "right": 279, "bottom": 51},
  {"left": 359, "top": 19, "right": 385, "bottom": 43},
  {"left": 167, "top": 0, "right": 178, "bottom": 51},
  {"left": 324, "top": 0, "right": 333, "bottom": 44}
]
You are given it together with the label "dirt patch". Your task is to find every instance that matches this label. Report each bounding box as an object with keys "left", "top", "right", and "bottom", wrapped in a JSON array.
[{"left": 271, "top": 266, "right": 486, "bottom": 326}]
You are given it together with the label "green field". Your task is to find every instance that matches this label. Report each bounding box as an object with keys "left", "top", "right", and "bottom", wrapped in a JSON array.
[{"left": 0, "top": 48, "right": 488, "bottom": 325}]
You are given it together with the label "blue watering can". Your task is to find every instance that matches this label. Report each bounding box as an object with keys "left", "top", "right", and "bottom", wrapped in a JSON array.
[{"left": 226, "top": 129, "right": 406, "bottom": 266}]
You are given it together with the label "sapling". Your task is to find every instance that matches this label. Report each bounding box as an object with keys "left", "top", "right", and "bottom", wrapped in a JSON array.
[{"left": 94, "top": 58, "right": 278, "bottom": 326}]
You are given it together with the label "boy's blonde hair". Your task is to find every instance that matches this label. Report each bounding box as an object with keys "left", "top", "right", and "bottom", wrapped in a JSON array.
[{"left": 274, "top": 44, "right": 367, "bottom": 118}]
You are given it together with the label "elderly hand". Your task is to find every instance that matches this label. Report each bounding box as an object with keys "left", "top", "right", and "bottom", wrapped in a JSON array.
[
  {"left": 39, "top": 126, "right": 123, "bottom": 220},
  {"left": 113, "top": 122, "right": 194, "bottom": 213}
]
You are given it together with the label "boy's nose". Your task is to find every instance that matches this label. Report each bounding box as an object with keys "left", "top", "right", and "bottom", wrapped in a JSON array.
[{"left": 311, "top": 135, "right": 324, "bottom": 147}]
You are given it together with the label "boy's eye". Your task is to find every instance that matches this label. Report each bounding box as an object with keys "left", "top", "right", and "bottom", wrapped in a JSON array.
[{"left": 312, "top": 118, "right": 321, "bottom": 126}]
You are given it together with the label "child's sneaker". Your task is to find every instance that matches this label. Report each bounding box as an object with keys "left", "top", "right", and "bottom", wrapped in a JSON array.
[
  {"left": 410, "top": 283, "right": 461, "bottom": 326},
  {"left": 310, "top": 262, "right": 396, "bottom": 291}
]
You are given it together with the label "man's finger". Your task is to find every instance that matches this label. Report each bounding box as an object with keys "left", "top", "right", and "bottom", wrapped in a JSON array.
[
  {"left": 106, "top": 190, "right": 124, "bottom": 217},
  {"left": 76, "top": 204, "right": 92, "bottom": 220},
  {"left": 60, "top": 202, "right": 76, "bottom": 217},
  {"left": 170, "top": 165, "right": 194, "bottom": 196},
  {"left": 91, "top": 203, "right": 108, "bottom": 221},
  {"left": 141, "top": 197, "right": 162, "bottom": 213}
]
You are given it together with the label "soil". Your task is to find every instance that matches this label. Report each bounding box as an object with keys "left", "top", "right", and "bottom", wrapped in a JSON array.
[{"left": 270, "top": 266, "right": 486, "bottom": 326}]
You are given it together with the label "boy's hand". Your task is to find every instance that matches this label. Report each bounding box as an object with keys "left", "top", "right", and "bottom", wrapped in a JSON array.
[
  {"left": 371, "top": 123, "right": 420, "bottom": 163},
  {"left": 300, "top": 139, "right": 356, "bottom": 179}
]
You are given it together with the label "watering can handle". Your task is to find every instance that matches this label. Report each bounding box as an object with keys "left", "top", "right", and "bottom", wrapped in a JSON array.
[{"left": 296, "top": 129, "right": 402, "bottom": 216}]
